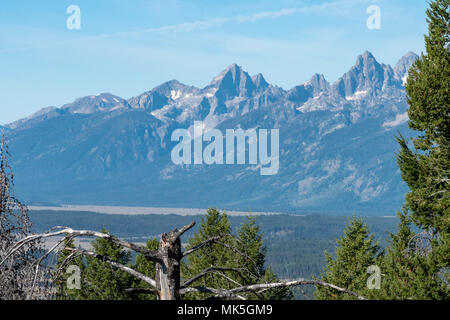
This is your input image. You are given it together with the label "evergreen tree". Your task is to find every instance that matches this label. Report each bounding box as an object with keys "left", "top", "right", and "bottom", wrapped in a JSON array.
[
  {"left": 79, "top": 228, "right": 134, "bottom": 300},
  {"left": 380, "top": 209, "right": 416, "bottom": 299},
  {"left": 182, "top": 208, "right": 237, "bottom": 300},
  {"left": 129, "top": 238, "right": 159, "bottom": 300},
  {"left": 183, "top": 211, "right": 292, "bottom": 300},
  {"left": 395, "top": 0, "right": 449, "bottom": 295},
  {"left": 397, "top": 0, "right": 449, "bottom": 260},
  {"left": 380, "top": 209, "right": 448, "bottom": 299},
  {"left": 235, "top": 216, "right": 293, "bottom": 300},
  {"left": 314, "top": 217, "right": 382, "bottom": 300},
  {"left": 54, "top": 238, "right": 86, "bottom": 300}
]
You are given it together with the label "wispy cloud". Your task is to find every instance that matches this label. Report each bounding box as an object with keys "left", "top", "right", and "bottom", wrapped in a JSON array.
[
  {"left": 0, "top": 0, "right": 366, "bottom": 54},
  {"left": 234, "top": 1, "right": 357, "bottom": 23},
  {"left": 79, "top": 0, "right": 363, "bottom": 39}
]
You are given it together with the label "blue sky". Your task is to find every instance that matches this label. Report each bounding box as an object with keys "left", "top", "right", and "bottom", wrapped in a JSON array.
[{"left": 0, "top": 0, "right": 429, "bottom": 125}]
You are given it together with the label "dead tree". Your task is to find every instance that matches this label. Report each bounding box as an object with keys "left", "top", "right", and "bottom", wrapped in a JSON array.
[
  {"left": 0, "top": 133, "right": 51, "bottom": 300},
  {"left": 0, "top": 222, "right": 366, "bottom": 300}
]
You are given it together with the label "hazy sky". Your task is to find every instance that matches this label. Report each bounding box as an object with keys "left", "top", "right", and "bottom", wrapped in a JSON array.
[{"left": 0, "top": 0, "right": 429, "bottom": 125}]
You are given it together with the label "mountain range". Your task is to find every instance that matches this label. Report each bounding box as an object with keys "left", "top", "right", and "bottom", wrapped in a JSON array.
[{"left": 4, "top": 51, "right": 419, "bottom": 214}]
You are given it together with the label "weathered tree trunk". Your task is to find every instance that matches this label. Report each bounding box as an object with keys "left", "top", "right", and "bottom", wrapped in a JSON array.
[
  {"left": 2, "top": 221, "right": 367, "bottom": 300},
  {"left": 155, "top": 230, "right": 183, "bottom": 300}
]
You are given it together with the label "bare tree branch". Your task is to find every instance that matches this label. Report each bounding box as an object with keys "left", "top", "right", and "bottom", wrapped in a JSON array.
[
  {"left": 0, "top": 227, "right": 162, "bottom": 267},
  {"left": 65, "top": 247, "right": 157, "bottom": 289},
  {"left": 28, "top": 236, "right": 67, "bottom": 299},
  {"left": 179, "top": 286, "right": 244, "bottom": 300},
  {"left": 180, "top": 279, "right": 365, "bottom": 300},
  {"left": 210, "top": 271, "right": 246, "bottom": 295},
  {"left": 181, "top": 266, "right": 244, "bottom": 288},
  {"left": 182, "top": 235, "right": 225, "bottom": 257},
  {"left": 213, "top": 240, "right": 264, "bottom": 279},
  {"left": 2, "top": 221, "right": 367, "bottom": 301},
  {"left": 53, "top": 250, "right": 81, "bottom": 281},
  {"left": 173, "top": 222, "right": 196, "bottom": 241},
  {"left": 428, "top": 190, "right": 449, "bottom": 198}
]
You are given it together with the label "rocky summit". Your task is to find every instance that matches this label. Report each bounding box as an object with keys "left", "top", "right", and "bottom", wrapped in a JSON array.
[{"left": 4, "top": 51, "right": 419, "bottom": 214}]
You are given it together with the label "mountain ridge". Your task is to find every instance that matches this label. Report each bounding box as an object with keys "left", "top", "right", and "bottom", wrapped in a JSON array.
[
  {"left": 5, "top": 51, "right": 418, "bottom": 214},
  {"left": 6, "top": 51, "right": 417, "bottom": 128}
]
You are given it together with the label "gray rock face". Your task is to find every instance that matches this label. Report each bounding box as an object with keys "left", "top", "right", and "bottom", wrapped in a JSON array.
[
  {"left": 307, "top": 73, "right": 331, "bottom": 96},
  {"left": 287, "top": 74, "right": 330, "bottom": 103},
  {"left": 5, "top": 51, "right": 419, "bottom": 214},
  {"left": 209, "top": 63, "right": 257, "bottom": 100},
  {"left": 332, "top": 51, "right": 400, "bottom": 99},
  {"left": 128, "top": 90, "right": 169, "bottom": 112},
  {"left": 252, "top": 73, "right": 269, "bottom": 92},
  {"left": 394, "top": 52, "right": 420, "bottom": 82},
  {"left": 61, "top": 93, "right": 131, "bottom": 114},
  {"left": 6, "top": 107, "right": 66, "bottom": 130}
]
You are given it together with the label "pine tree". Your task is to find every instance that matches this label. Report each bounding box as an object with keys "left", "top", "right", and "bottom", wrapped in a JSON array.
[
  {"left": 183, "top": 211, "right": 292, "bottom": 300},
  {"left": 129, "top": 238, "right": 159, "bottom": 300},
  {"left": 235, "top": 216, "right": 293, "bottom": 300},
  {"left": 80, "top": 228, "right": 134, "bottom": 300},
  {"left": 380, "top": 209, "right": 416, "bottom": 299},
  {"left": 380, "top": 209, "right": 448, "bottom": 299},
  {"left": 395, "top": 0, "right": 449, "bottom": 294},
  {"left": 314, "top": 217, "right": 382, "bottom": 300},
  {"left": 54, "top": 238, "right": 86, "bottom": 300},
  {"left": 398, "top": 0, "right": 449, "bottom": 255},
  {"left": 181, "top": 208, "right": 237, "bottom": 300}
]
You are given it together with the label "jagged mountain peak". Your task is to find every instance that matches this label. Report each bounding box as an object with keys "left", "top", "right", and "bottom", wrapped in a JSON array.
[
  {"left": 211, "top": 63, "right": 246, "bottom": 83},
  {"left": 5, "top": 51, "right": 414, "bottom": 213},
  {"left": 226, "top": 62, "right": 240, "bottom": 70},
  {"left": 286, "top": 74, "right": 330, "bottom": 104},
  {"left": 306, "top": 73, "right": 327, "bottom": 83},
  {"left": 305, "top": 73, "right": 330, "bottom": 93},
  {"left": 61, "top": 93, "right": 130, "bottom": 115},
  {"left": 151, "top": 79, "right": 198, "bottom": 97},
  {"left": 332, "top": 51, "right": 398, "bottom": 99},
  {"left": 8, "top": 51, "right": 412, "bottom": 129},
  {"left": 210, "top": 63, "right": 256, "bottom": 99},
  {"left": 128, "top": 79, "right": 201, "bottom": 112},
  {"left": 396, "top": 51, "right": 419, "bottom": 63},
  {"left": 252, "top": 73, "right": 269, "bottom": 91},
  {"left": 358, "top": 50, "right": 377, "bottom": 62},
  {"left": 128, "top": 90, "right": 169, "bottom": 112},
  {"left": 153, "top": 79, "right": 184, "bottom": 89},
  {"left": 394, "top": 52, "right": 419, "bottom": 82},
  {"left": 352, "top": 51, "right": 383, "bottom": 72}
]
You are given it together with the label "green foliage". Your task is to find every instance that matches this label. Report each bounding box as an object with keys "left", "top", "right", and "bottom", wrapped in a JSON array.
[
  {"left": 128, "top": 238, "right": 159, "bottom": 300},
  {"left": 235, "top": 216, "right": 293, "bottom": 300},
  {"left": 399, "top": 0, "right": 449, "bottom": 253},
  {"left": 182, "top": 209, "right": 292, "bottom": 300},
  {"left": 54, "top": 238, "right": 85, "bottom": 300},
  {"left": 80, "top": 228, "right": 134, "bottom": 300},
  {"left": 379, "top": 209, "right": 449, "bottom": 299},
  {"left": 314, "top": 217, "right": 382, "bottom": 300},
  {"left": 55, "top": 228, "right": 135, "bottom": 300},
  {"left": 393, "top": 0, "right": 449, "bottom": 298},
  {"left": 42, "top": 211, "right": 398, "bottom": 300},
  {"left": 182, "top": 208, "right": 237, "bottom": 300}
]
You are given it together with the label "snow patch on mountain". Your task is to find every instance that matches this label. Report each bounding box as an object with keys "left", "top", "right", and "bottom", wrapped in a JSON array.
[
  {"left": 383, "top": 112, "right": 409, "bottom": 128},
  {"left": 4, "top": 51, "right": 417, "bottom": 213},
  {"left": 171, "top": 90, "right": 182, "bottom": 100},
  {"left": 346, "top": 90, "right": 368, "bottom": 101}
]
